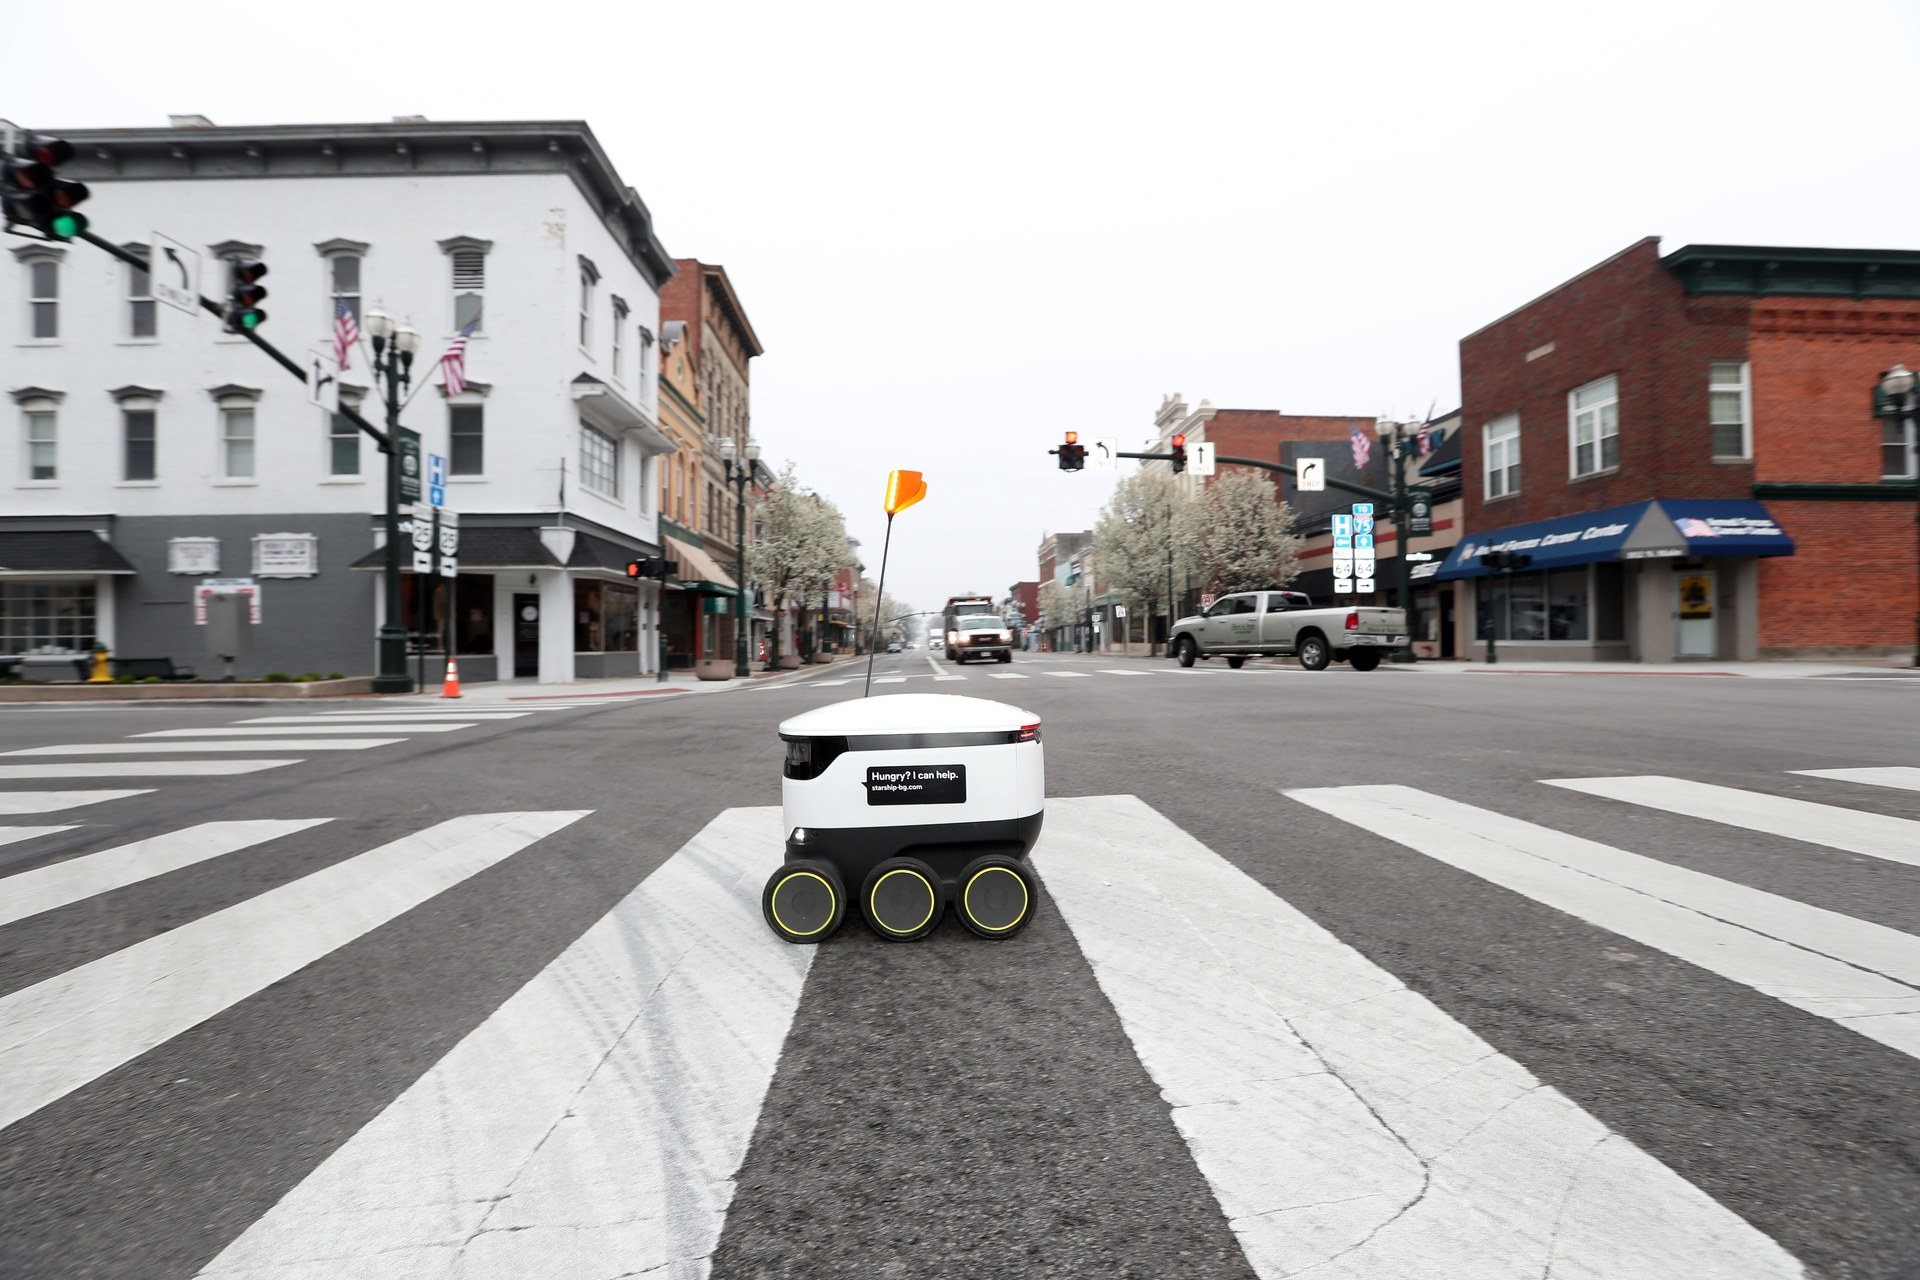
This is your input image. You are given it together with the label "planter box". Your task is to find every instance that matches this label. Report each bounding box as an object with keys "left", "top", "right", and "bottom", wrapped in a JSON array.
[
  {"left": 0, "top": 676, "right": 377, "bottom": 702},
  {"left": 777, "top": 655, "right": 803, "bottom": 670},
  {"left": 695, "top": 659, "right": 735, "bottom": 682},
  {"left": 810, "top": 652, "right": 835, "bottom": 664}
]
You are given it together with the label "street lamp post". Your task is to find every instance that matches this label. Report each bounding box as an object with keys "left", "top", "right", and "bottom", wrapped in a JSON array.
[
  {"left": 1873, "top": 364, "right": 1920, "bottom": 667},
  {"left": 717, "top": 436, "right": 762, "bottom": 678},
  {"left": 366, "top": 310, "right": 420, "bottom": 694},
  {"left": 1377, "top": 419, "right": 1419, "bottom": 664}
]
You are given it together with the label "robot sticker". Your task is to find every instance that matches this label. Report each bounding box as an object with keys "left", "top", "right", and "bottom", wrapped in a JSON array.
[{"left": 865, "top": 764, "right": 967, "bottom": 805}]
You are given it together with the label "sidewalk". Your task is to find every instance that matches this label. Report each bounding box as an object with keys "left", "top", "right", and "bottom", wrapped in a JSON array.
[
  {"left": 424, "top": 654, "right": 866, "bottom": 705},
  {"left": 1080, "top": 648, "right": 1919, "bottom": 680}
]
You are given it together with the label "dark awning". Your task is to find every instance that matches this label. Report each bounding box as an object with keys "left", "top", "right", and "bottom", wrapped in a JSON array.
[
  {"left": 1435, "top": 499, "right": 1795, "bottom": 580},
  {"left": 0, "top": 531, "right": 136, "bottom": 575},
  {"left": 351, "top": 526, "right": 561, "bottom": 571},
  {"left": 568, "top": 530, "right": 656, "bottom": 573}
]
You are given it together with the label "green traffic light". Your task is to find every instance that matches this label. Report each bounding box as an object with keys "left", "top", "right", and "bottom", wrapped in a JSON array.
[
  {"left": 49, "top": 211, "right": 86, "bottom": 240},
  {"left": 242, "top": 310, "right": 265, "bottom": 330}
]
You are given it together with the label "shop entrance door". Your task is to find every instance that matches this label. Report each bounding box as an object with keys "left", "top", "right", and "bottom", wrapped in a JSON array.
[
  {"left": 513, "top": 594, "right": 540, "bottom": 677},
  {"left": 1675, "top": 570, "right": 1715, "bottom": 658}
]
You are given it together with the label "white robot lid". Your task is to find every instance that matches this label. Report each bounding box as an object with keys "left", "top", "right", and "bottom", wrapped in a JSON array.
[{"left": 779, "top": 693, "right": 1039, "bottom": 738}]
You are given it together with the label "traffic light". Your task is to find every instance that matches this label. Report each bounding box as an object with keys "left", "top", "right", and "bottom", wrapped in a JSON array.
[
  {"left": 223, "top": 259, "right": 269, "bottom": 333},
  {"left": 1170, "top": 432, "right": 1188, "bottom": 474},
  {"left": 2, "top": 135, "right": 89, "bottom": 241},
  {"left": 1054, "top": 430, "right": 1086, "bottom": 471}
]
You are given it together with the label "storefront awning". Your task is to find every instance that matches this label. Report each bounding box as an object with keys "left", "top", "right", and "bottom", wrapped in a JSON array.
[
  {"left": 1434, "top": 499, "right": 1794, "bottom": 580},
  {"left": 0, "top": 531, "right": 136, "bottom": 575},
  {"left": 351, "top": 527, "right": 561, "bottom": 571},
  {"left": 662, "top": 535, "right": 738, "bottom": 596}
]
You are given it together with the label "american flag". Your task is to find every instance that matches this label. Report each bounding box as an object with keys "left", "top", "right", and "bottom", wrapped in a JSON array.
[
  {"left": 439, "top": 318, "right": 479, "bottom": 396},
  {"left": 331, "top": 298, "right": 359, "bottom": 372},
  {"left": 1676, "top": 517, "right": 1720, "bottom": 539},
  {"left": 1416, "top": 421, "right": 1434, "bottom": 457},
  {"left": 1349, "top": 423, "right": 1373, "bottom": 470}
]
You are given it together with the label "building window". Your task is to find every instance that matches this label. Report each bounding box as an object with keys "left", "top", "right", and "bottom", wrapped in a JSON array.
[
  {"left": 221, "top": 404, "right": 256, "bottom": 479},
  {"left": 611, "top": 299, "right": 628, "bottom": 381},
  {"left": 27, "top": 258, "right": 59, "bottom": 339},
  {"left": 1709, "top": 362, "right": 1749, "bottom": 459},
  {"left": 127, "top": 252, "right": 157, "bottom": 338},
  {"left": 1, "top": 579, "right": 97, "bottom": 653},
  {"left": 580, "top": 422, "right": 618, "bottom": 497},
  {"left": 124, "top": 407, "right": 157, "bottom": 481},
  {"left": 24, "top": 406, "right": 57, "bottom": 480},
  {"left": 574, "top": 581, "right": 639, "bottom": 652},
  {"left": 450, "top": 404, "right": 484, "bottom": 476},
  {"left": 452, "top": 250, "right": 485, "bottom": 332},
  {"left": 1883, "top": 415, "right": 1918, "bottom": 480},
  {"left": 1569, "top": 375, "right": 1619, "bottom": 477},
  {"left": 1484, "top": 413, "right": 1520, "bottom": 499},
  {"left": 329, "top": 403, "right": 361, "bottom": 476},
  {"left": 578, "top": 259, "right": 599, "bottom": 350},
  {"left": 330, "top": 254, "right": 362, "bottom": 326}
]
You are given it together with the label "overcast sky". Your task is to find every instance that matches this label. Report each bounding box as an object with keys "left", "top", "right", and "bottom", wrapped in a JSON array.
[{"left": 10, "top": 1, "right": 1920, "bottom": 612}]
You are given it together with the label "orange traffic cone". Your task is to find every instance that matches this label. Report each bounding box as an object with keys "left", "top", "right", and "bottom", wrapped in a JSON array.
[{"left": 442, "top": 657, "right": 462, "bottom": 698}]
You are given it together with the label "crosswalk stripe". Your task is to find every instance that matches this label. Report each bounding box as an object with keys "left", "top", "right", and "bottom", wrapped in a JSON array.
[
  {"left": 988, "top": 672, "right": 1029, "bottom": 680},
  {"left": 0, "top": 825, "right": 77, "bottom": 848},
  {"left": 0, "top": 760, "right": 298, "bottom": 779},
  {"left": 1792, "top": 766, "right": 1920, "bottom": 793},
  {"left": 0, "top": 810, "right": 588, "bottom": 1133},
  {"left": 0, "top": 790, "right": 151, "bottom": 815},
  {"left": 1045, "top": 671, "right": 1093, "bottom": 678},
  {"left": 1544, "top": 775, "right": 1920, "bottom": 867},
  {"left": 199, "top": 806, "right": 805, "bottom": 1279},
  {"left": 132, "top": 724, "right": 474, "bottom": 738},
  {"left": 806, "top": 678, "right": 855, "bottom": 687},
  {"left": 1287, "top": 784, "right": 1920, "bottom": 1062},
  {"left": 874, "top": 676, "right": 906, "bottom": 684},
  {"left": 1037, "top": 795, "right": 1799, "bottom": 1278},
  {"left": 931, "top": 675, "right": 966, "bottom": 682},
  {"left": 3, "top": 740, "right": 403, "bottom": 756},
  {"left": 1097, "top": 669, "right": 1152, "bottom": 676},
  {"left": 248, "top": 713, "right": 531, "bottom": 723},
  {"left": 0, "top": 820, "right": 326, "bottom": 929}
]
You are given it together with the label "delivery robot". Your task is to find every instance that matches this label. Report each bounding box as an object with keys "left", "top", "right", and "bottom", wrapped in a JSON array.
[{"left": 764, "top": 693, "right": 1044, "bottom": 943}]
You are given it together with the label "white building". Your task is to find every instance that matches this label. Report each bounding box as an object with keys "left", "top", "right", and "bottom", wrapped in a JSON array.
[{"left": 2, "top": 117, "right": 678, "bottom": 683}]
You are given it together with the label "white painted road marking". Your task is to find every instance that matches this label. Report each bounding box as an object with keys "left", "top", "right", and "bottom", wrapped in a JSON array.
[
  {"left": 1037, "top": 794, "right": 1802, "bottom": 1279},
  {"left": 199, "top": 807, "right": 809, "bottom": 1280},
  {"left": 0, "top": 760, "right": 299, "bottom": 779},
  {"left": 1045, "top": 671, "right": 1093, "bottom": 678},
  {"left": 0, "top": 811, "right": 588, "bottom": 1133},
  {"left": 134, "top": 724, "right": 475, "bottom": 738},
  {"left": 1289, "top": 785, "right": 1920, "bottom": 1062},
  {"left": 988, "top": 672, "right": 1029, "bottom": 680},
  {"left": 1097, "top": 669, "right": 1152, "bottom": 677},
  {"left": 1544, "top": 775, "right": 1920, "bottom": 867},
  {"left": 874, "top": 677, "right": 906, "bottom": 684},
  {"left": 1792, "top": 766, "right": 1920, "bottom": 794},
  {"left": 3, "top": 740, "right": 404, "bottom": 756},
  {"left": 0, "top": 825, "right": 78, "bottom": 848},
  {"left": 0, "top": 789, "right": 151, "bottom": 815},
  {"left": 246, "top": 713, "right": 530, "bottom": 723},
  {"left": 932, "top": 675, "right": 966, "bottom": 682},
  {"left": 0, "top": 819, "right": 327, "bottom": 929}
]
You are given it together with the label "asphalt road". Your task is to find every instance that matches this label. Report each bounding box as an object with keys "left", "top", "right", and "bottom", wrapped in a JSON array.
[{"left": 1, "top": 651, "right": 1916, "bottom": 1278}]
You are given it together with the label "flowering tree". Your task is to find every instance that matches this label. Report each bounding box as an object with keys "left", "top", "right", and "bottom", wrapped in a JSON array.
[
  {"left": 1175, "top": 468, "right": 1305, "bottom": 595},
  {"left": 752, "top": 466, "right": 850, "bottom": 665},
  {"left": 1092, "top": 470, "right": 1197, "bottom": 649}
]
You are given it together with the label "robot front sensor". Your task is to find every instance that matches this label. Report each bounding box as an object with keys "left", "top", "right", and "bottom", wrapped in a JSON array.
[{"left": 763, "top": 693, "right": 1044, "bottom": 943}]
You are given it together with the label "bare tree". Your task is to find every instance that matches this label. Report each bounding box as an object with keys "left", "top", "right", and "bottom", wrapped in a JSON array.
[{"left": 1175, "top": 468, "right": 1305, "bottom": 595}]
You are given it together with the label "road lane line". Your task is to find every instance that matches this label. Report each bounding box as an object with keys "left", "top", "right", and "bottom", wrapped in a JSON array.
[
  {"left": 198, "top": 807, "right": 808, "bottom": 1279},
  {"left": 134, "top": 724, "right": 474, "bottom": 738},
  {"left": 0, "top": 820, "right": 327, "bottom": 929},
  {"left": 0, "top": 760, "right": 298, "bottom": 779},
  {"left": 1037, "top": 795, "right": 1803, "bottom": 1279},
  {"left": 0, "top": 790, "right": 151, "bottom": 815},
  {"left": 4, "top": 740, "right": 404, "bottom": 755},
  {"left": 1792, "top": 767, "right": 1920, "bottom": 793},
  {"left": 1288, "top": 785, "right": 1920, "bottom": 1061},
  {"left": 1543, "top": 775, "right": 1920, "bottom": 867},
  {"left": 0, "top": 810, "right": 589, "bottom": 1133}
]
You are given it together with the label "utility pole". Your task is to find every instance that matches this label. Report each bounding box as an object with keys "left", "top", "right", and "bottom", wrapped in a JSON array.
[
  {"left": 1387, "top": 420, "right": 1417, "bottom": 664},
  {"left": 1165, "top": 500, "right": 1175, "bottom": 656}
]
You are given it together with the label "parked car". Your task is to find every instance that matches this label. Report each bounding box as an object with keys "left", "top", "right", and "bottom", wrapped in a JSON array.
[{"left": 1168, "top": 590, "right": 1407, "bottom": 671}]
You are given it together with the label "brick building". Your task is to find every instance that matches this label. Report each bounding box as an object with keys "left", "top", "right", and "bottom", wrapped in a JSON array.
[{"left": 1435, "top": 237, "right": 1917, "bottom": 661}]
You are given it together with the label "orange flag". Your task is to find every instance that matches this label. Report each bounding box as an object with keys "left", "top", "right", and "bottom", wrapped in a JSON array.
[{"left": 884, "top": 469, "right": 927, "bottom": 516}]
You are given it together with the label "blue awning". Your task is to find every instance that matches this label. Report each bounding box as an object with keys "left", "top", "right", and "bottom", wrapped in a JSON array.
[{"left": 1435, "top": 499, "right": 1794, "bottom": 580}]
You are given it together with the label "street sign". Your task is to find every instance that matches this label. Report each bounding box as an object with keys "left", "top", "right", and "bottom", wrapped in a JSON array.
[
  {"left": 1297, "top": 458, "right": 1325, "bottom": 492},
  {"left": 428, "top": 452, "right": 448, "bottom": 507},
  {"left": 437, "top": 508, "right": 459, "bottom": 578},
  {"left": 1356, "top": 578, "right": 1376, "bottom": 593},
  {"left": 1114, "top": 604, "right": 1127, "bottom": 618},
  {"left": 408, "top": 504, "right": 433, "bottom": 574},
  {"left": 150, "top": 232, "right": 201, "bottom": 318},
  {"left": 1092, "top": 438, "right": 1118, "bottom": 471},
  {"left": 1408, "top": 485, "right": 1434, "bottom": 537},
  {"left": 1353, "top": 503, "right": 1374, "bottom": 516},
  {"left": 1190, "top": 441, "right": 1216, "bottom": 477},
  {"left": 304, "top": 350, "right": 341, "bottom": 414},
  {"left": 1352, "top": 501, "right": 1375, "bottom": 590},
  {"left": 1333, "top": 578, "right": 1353, "bottom": 594},
  {"left": 397, "top": 426, "right": 423, "bottom": 504}
]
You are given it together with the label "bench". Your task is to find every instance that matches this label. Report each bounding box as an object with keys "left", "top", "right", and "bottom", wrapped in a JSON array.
[{"left": 111, "top": 657, "right": 196, "bottom": 681}]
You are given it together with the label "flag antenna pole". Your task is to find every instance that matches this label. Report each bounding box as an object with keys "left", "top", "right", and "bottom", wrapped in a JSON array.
[{"left": 863, "top": 514, "right": 895, "bottom": 698}]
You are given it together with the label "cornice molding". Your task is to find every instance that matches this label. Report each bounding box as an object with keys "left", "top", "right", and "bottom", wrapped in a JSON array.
[
  {"left": 314, "top": 237, "right": 369, "bottom": 258},
  {"left": 437, "top": 235, "right": 493, "bottom": 255},
  {"left": 108, "top": 385, "right": 165, "bottom": 402},
  {"left": 10, "top": 386, "right": 66, "bottom": 404}
]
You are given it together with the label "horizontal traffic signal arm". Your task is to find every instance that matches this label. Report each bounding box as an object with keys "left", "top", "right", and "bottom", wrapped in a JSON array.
[
  {"left": 76, "top": 231, "right": 393, "bottom": 453},
  {"left": 1105, "top": 448, "right": 1398, "bottom": 504}
]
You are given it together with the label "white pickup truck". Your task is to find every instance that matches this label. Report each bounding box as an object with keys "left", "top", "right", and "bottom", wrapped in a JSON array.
[{"left": 1169, "top": 590, "right": 1407, "bottom": 671}]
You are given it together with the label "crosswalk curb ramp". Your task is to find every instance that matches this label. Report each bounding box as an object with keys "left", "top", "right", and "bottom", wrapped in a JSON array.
[{"left": 4, "top": 768, "right": 1897, "bottom": 1273}]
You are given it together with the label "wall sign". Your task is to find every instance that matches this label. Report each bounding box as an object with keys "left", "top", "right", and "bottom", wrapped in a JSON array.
[
  {"left": 168, "top": 537, "right": 220, "bottom": 576},
  {"left": 194, "top": 577, "right": 261, "bottom": 625},
  {"left": 252, "top": 533, "right": 319, "bottom": 578}
]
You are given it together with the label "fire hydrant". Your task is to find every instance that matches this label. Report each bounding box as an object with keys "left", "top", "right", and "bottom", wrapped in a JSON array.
[{"left": 88, "top": 645, "right": 113, "bottom": 683}]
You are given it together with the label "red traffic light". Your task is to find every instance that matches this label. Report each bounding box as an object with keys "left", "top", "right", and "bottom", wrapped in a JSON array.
[
  {"left": 1065, "top": 431, "right": 1079, "bottom": 445},
  {"left": 1171, "top": 433, "right": 1186, "bottom": 449},
  {"left": 28, "top": 136, "right": 74, "bottom": 168},
  {"left": 626, "top": 561, "right": 643, "bottom": 578}
]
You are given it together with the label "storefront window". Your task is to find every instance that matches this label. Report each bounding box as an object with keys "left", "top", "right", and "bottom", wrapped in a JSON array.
[
  {"left": 1, "top": 580, "right": 97, "bottom": 653},
  {"left": 1546, "top": 568, "right": 1589, "bottom": 641},
  {"left": 576, "top": 581, "right": 639, "bottom": 652},
  {"left": 1478, "top": 569, "right": 1591, "bottom": 641},
  {"left": 1508, "top": 572, "right": 1546, "bottom": 640},
  {"left": 1594, "top": 563, "right": 1625, "bottom": 641},
  {"left": 400, "top": 573, "right": 495, "bottom": 654}
]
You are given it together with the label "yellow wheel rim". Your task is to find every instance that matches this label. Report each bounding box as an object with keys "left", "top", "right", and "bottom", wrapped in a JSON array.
[
  {"left": 868, "top": 868, "right": 936, "bottom": 934},
  {"left": 962, "top": 866, "right": 1030, "bottom": 933},
  {"left": 769, "top": 870, "right": 837, "bottom": 938}
]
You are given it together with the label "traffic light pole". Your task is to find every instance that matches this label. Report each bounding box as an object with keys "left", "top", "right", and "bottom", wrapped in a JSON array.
[{"left": 75, "top": 229, "right": 411, "bottom": 691}]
